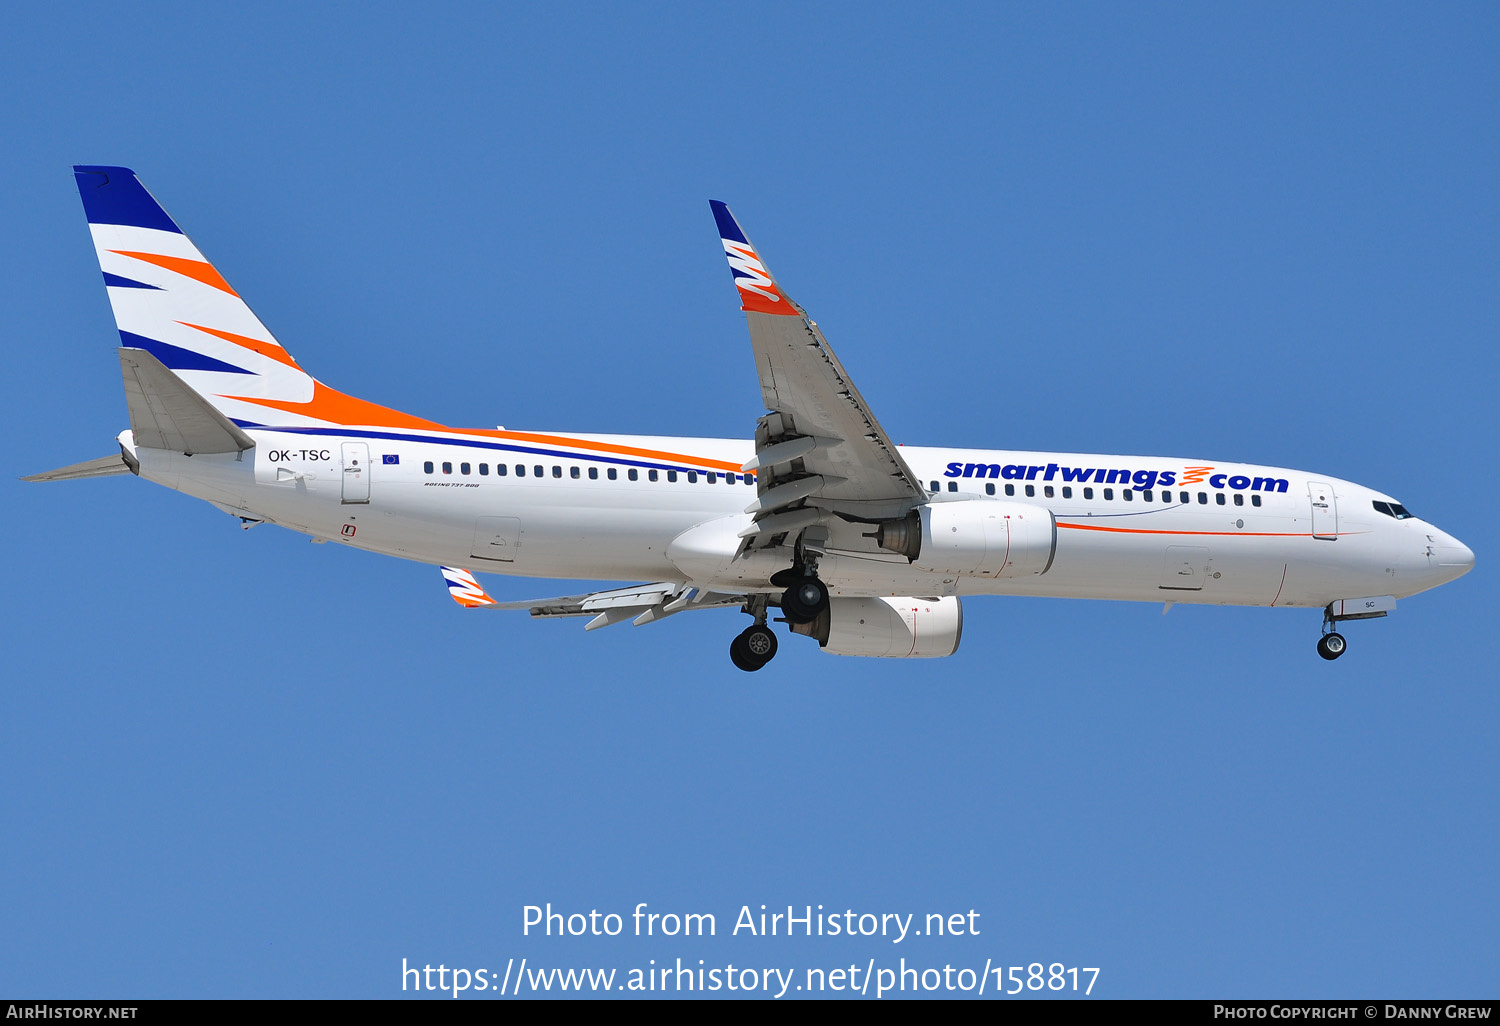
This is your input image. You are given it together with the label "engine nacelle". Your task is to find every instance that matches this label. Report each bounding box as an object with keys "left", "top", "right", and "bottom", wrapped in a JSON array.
[
  {"left": 912, "top": 500, "right": 1056, "bottom": 578},
  {"left": 791, "top": 596, "right": 963, "bottom": 658}
]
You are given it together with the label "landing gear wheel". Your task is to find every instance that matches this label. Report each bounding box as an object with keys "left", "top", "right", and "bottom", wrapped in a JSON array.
[
  {"left": 1317, "top": 632, "right": 1347, "bottom": 661},
  {"left": 780, "top": 577, "right": 830, "bottom": 625},
  {"left": 730, "top": 625, "right": 778, "bottom": 671}
]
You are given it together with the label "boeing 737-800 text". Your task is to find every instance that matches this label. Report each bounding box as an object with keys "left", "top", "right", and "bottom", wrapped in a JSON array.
[{"left": 27, "top": 166, "right": 1474, "bottom": 669}]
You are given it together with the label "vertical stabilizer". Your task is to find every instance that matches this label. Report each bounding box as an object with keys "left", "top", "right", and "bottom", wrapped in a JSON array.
[{"left": 73, "top": 166, "right": 440, "bottom": 433}]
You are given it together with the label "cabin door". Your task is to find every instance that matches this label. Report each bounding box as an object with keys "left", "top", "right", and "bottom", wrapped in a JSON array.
[
  {"left": 340, "top": 442, "right": 370, "bottom": 504},
  {"left": 1308, "top": 481, "right": 1338, "bottom": 540}
]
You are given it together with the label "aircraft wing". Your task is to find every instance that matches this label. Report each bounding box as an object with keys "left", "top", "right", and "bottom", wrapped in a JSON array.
[
  {"left": 711, "top": 202, "right": 928, "bottom": 539},
  {"left": 440, "top": 569, "right": 745, "bottom": 629}
]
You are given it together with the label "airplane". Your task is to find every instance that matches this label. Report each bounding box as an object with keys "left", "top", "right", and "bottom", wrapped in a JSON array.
[{"left": 27, "top": 165, "right": 1474, "bottom": 670}]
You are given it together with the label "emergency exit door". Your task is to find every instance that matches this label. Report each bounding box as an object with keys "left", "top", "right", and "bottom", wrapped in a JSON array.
[
  {"left": 1160, "top": 545, "right": 1211, "bottom": 590},
  {"left": 471, "top": 517, "right": 521, "bottom": 562}
]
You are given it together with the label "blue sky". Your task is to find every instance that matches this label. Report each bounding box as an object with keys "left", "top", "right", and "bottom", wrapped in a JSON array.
[{"left": 3, "top": 1, "right": 1496, "bottom": 999}]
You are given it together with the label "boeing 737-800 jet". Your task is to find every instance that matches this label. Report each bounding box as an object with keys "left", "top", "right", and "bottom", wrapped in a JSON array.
[{"left": 28, "top": 166, "right": 1474, "bottom": 670}]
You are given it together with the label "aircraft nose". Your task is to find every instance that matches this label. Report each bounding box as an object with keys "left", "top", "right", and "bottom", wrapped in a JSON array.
[{"left": 1435, "top": 531, "right": 1475, "bottom": 580}]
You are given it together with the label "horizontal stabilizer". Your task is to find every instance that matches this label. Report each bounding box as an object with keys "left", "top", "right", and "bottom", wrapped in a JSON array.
[
  {"left": 21, "top": 452, "right": 133, "bottom": 482},
  {"left": 119, "top": 348, "right": 255, "bottom": 455}
]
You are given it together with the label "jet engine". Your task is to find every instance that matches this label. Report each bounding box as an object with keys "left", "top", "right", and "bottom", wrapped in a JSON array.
[
  {"left": 873, "top": 500, "right": 1056, "bottom": 578},
  {"left": 790, "top": 596, "right": 962, "bottom": 658}
]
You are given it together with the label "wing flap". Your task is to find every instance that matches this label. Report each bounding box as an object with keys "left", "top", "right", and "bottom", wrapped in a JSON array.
[{"left": 469, "top": 578, "right": 746, "bottom": 626}]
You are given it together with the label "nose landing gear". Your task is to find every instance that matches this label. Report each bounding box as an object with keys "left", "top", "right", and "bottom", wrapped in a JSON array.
[
  {"left": 1317, "top": 605, "right": 1349, "bottom": 660},
  {"left": 1316, "top": 631, "right": 1347, "bottom": 661}
]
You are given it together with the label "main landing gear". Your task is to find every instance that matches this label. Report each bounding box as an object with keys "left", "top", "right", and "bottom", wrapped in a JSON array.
[
  {"left": 730, "top": 623, "right": 778, "bottom": 672},
  {"left": 728, "top": 568, "right": 833, "bottom": 672},
  {"left": 730, "top": 594, "right": 779, "bottom": 672},
  {"left": 779, "top": 575, "right": 830, "bottom": 625}
]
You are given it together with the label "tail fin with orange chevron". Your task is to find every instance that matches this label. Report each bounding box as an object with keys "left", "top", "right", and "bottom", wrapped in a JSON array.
[{"left": 73, "top": 165, "right": 442, "bottom": 435}]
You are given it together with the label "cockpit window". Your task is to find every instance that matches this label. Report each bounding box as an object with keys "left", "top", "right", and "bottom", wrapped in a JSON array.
[{"left": 1373, "top": 500, "right": 1416, "bottom": 520}]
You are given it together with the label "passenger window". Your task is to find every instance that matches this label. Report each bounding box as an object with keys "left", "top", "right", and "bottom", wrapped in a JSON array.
[
  {"left": 1005, "top": 484, "right": 1016, "bottom": 496},
  {"left": 723, "top": 473, "right": 735, "bottom": 483},
  {"left": 1025, "top": 484, "right": 1035, "bottom": 497},
  {"left": 745, "top": 475, "right": 755, "bottom": 485},
  {"left": 1197, "top": 492, "right": 1207, "bottom": 504},
  {"left": 1062, "top": 486, "right": 1072, "bottom": 498},
  {"left": 1142, "top": 490, "right": 1153, "bottom": 502},
  {"left": 649, "top": 470, "right": 659, "bottom": 482},
  {"left": 1123, "top": 489, "right": 1132, "bottom": 501},
  {"left": 1179, "top": 491, "right": 1189, "bottom": 503},
  {"left": 442, "top": 461, "right": 452, "bottom": 475},
  {"left": 1083, "top": 487, "right": 1093, "bottom": 499},
  {"left": 534, "top": 465, "right": 543, "bottom": 477},
  {"left": 1233, "top": 493, "right": 1243, "bottom": 506},
  {"left": 628, "top": 469, "right": 639, "bottom": 481},
  {"left": 553, "top": 466, "right": 562, "bottom": 478},
  {"left": 930, "top": 481, "right": 939, "bottom": 492},
  {"left": 985, "top": 483, "right": 995, "bottom": 496},
  {"left": 1103, "top": 488, "right": 1113, "bottom": 500},
  {"left": 497, "top": 463, "right": 507, "bottom": 476},
  {"left": 1215, "top": 493, "right": 1225, "bottom": 505},
  {"left": 588, "top": 467, "right": 598, "bottom": 479},
  {"left": 423, "top": 461, "right": 433, "bottom": 474},
  {"left": 948, "top": 481, "right": 957, "bottom": 492},
  {"left": 570, "top": 466, "right": 580, "bottom": 479},
  {"left": 1251, "top": 494, "right": 1261, "bottom": 507},
  {"left": 607, "top": 468, "right": 617, "bottom": 480},
  {"left": 461, "top": 462, "right": 471, "bottom": 475},
  {"left": 479, "top": 463, "right": 489, "bottom": 476},
  {"left": 1044, "top": 485, "right": 1054, "bottom": 498},
  {"left": 668, "top": 470, "right": 678, "bottom": 482},
  {"left": 706, "top": 472, "right": 717, "bottom": 483},
  {"left": 687, "top": 471, "right": 697, "bottom": 483},
  {"left": 516, "top": 464, "right": 525, "bottom": 477}
]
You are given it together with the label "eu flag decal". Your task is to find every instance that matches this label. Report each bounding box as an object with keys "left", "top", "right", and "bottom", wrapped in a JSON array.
[{"left": 382, "top": 454, "right": 399, "bottom": 465}]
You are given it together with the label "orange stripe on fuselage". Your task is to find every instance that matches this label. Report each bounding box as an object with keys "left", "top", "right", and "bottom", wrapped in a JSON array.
[
  {"left": 178, "top": 322, "right": 302, "bottom": 370},
  {"left": 463, "top": 429, "right": 746, "bottom": 474},
  {"left": 219, "top": 387, "right": 743, "bottom": 472},
  {"left": 108, "top": 251, "right": 239, "bottom": 296},
  {"left": 1057, "top": 521, "right": 1359, "bottom": 538}
]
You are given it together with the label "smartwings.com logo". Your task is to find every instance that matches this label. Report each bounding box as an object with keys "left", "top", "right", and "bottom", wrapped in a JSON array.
[{"left": 942, "top": 461, "right": 1290, "bottom": 493}]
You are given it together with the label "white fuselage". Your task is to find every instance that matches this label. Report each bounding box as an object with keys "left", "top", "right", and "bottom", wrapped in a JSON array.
[{"left": 127, "top": 426, "right": 1474, "bottom": 611}]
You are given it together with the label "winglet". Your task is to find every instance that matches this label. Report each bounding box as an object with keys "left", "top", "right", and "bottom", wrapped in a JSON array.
[
  {"left": 440, "top": 567, "right": 496, "bottom": 608},
  {"left": 709, "top": 201, "right": 800, "bottom": 317}
]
